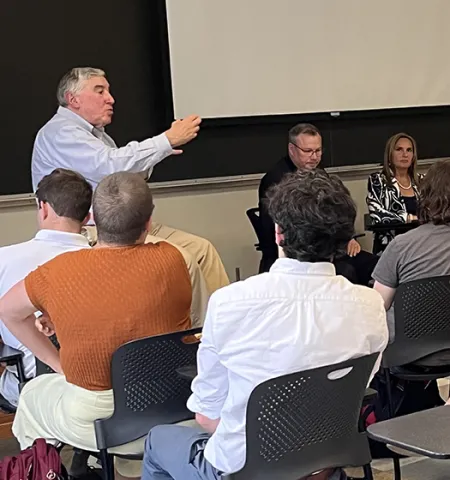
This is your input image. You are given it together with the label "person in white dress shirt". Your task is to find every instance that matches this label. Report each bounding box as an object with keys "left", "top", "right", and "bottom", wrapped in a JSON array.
[
  {"left": 0, "top": 169, "right": 92, "bottom": 407},
  {"left": 31, "top": 67, "right": 229, "bottom": 295},
  {"left": 141, "top": 169, "right": 389, "bottom": 480}
]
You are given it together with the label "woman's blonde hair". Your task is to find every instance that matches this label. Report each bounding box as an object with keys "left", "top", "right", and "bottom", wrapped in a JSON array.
[{"left": 382, "top": 133, "right": 420, "bottom": 187}]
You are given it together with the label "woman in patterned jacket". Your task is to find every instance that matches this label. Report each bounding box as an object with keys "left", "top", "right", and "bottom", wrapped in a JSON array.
[{"left": 366, "top": 133, "right": 423, "bottom": 255}]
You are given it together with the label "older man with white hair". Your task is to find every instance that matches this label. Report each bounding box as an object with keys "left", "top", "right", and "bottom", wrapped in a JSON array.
[{"left": 31, "top": 67, "right": 229, "bottom": 295}]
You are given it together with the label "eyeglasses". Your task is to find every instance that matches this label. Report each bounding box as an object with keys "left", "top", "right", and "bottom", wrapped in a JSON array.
[{"left": 290, "top": 142, "right": 323, "bottom": 157}]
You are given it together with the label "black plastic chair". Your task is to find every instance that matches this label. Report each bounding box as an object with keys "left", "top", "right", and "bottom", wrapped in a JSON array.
[
  {"left": 224, "top": 353, "right": 379, "bottom": 480},
  {"left": 246, "top": 207, "right": 264, "bottom": 252},
  {"left": 382, "top": 275, "right": 450, "bottom": 480},
  {"left": 35, "top": 334, "right": 60, "bottom": 376},
  {"left": 94, "top": 328, "right": 202, "bottom": 480},
  {"left": 0, "top": 343, "right": 26, "bottom": 413}
]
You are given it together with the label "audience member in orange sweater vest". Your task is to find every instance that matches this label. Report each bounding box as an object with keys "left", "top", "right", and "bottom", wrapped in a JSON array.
[{"left": 0, "top": 172, "right": 192, "bottom": 479}]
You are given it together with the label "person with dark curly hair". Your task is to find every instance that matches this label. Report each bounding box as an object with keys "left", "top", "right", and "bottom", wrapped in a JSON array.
[
  {"left": 141, "top": 169, "right": 388, "bottom": 480},
  {"left": 373, "top": 159, "right": 450, "bottom": 341}
]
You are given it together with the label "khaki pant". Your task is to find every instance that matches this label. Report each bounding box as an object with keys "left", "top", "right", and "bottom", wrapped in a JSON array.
[
  {"left": 13, "top": 374, "right": 143, "bottom": 477},
  {"left": 14, "top": 374, "right": 199, "bottom": 478},
  {"left": 150, "top": 223, "right": 229, "bottom": 295},
  {"left": 144, "top": 233, "right": 207, "bottom": 328}
]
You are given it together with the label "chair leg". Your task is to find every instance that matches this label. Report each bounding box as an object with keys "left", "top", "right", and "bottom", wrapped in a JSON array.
[
  {"left": 392, "top": 457, "right": 402, "bottom": 480},
  {"left": 99, "top": 448, "right": 115, "bottom": 480},
  {"left": 384, "top": 369, "right": 402, "bottom": 480},
  {"left": 362, "top": 463, "right": 373, "bottom": 480},
  {"left": 16, "top": 359, "right": 27, "bottom": 384},
  {"left": 384, "top": 368, "right": 394, "bottom": 418},
  {"left": 69, "top": 449, "right": 90, "bottom": 478}
]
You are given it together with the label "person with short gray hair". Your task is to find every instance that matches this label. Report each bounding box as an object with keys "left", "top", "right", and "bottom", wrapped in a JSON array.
[
  {"left": 94, "top": 171, "right": 155, "bottom": 246},
  {"left": 32, "top": 66, "right": 201, "bottom": 191},
  {"left": 32, "top": 66, "right": 230, "bottom": 296},
  {"left": 56, "top": 67, "right": 107, "bottom": 108}
]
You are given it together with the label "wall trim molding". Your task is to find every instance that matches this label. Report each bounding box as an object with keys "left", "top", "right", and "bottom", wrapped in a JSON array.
[{"left": 0, "top": 157, "right": 444, "bottom": 208}]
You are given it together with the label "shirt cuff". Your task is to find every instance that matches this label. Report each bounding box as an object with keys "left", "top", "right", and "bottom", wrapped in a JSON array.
[
  {"left": 187, "top": 393, "right": 221, "bottom": 420},
  {"left": 152, "top": 132, "right": 173, "bottom": 156}
]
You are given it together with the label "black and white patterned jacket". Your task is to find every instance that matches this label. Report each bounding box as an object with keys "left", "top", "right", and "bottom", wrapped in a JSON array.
[{"left": 366, "top": 172, "right": 423, "bottom": 254}]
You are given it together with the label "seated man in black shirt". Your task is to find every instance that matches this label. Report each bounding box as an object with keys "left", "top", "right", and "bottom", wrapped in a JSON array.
[{"left": 258, "top": 123, "right": 378, "bottom": 285}]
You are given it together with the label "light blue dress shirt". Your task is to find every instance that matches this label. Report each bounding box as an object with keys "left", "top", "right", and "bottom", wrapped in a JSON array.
[{"left": 31, "top": 107, "right": 173, "bottom": 191}]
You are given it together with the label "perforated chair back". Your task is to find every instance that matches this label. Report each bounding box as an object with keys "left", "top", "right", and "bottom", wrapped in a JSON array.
[
  {"left": 35, "top": 334, "right": 60, "bottom": 376},
  {"left": 383, "top": 276, "right": 450, "bottom": 367},
  {"left": 94, "top": 328, "right": 202, "bottom": 450},
  {"left": 246, "top": 208, "right": 264, "bottom": 250},
  {"left": 226, "top": 353, "right": 378, "bottom": 480}
]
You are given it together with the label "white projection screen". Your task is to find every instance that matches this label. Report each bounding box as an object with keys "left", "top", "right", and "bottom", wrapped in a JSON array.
[{"left": 166, "top": 0, "right": 450, "bottom": 119}]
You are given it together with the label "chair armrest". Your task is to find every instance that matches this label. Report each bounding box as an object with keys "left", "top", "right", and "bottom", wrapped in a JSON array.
[
  {"left": 0, "top": 344, "right": 23, "bottom": 363},
  {"left": 363, "top": 387, "right": 377, "bottom": 406}
]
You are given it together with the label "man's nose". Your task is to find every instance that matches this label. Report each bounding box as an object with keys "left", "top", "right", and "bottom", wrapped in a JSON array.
[{"left": 105, "top": 92, "right": 115, "bottom": 104}]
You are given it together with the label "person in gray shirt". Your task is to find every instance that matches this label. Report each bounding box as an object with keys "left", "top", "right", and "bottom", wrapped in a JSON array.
[{"left": 372, "top": 159, "right": 450, "bottom": 341}]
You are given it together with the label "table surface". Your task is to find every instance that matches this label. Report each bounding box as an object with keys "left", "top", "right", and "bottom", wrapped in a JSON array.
[{"left": 367, "top": 406, "right": 450, "bottom": 459}]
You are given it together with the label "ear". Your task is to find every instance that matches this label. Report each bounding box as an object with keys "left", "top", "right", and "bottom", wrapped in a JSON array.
[
  {"left": 66, "top": 91, "right": 80, "bottom": 109},
  {"left": 40, "top": 201, "right": 50, "bottom": 221},
  {"left": 81, "top": 212, "right": 91, "bottom": 227},
  {"left": 287, "top": 143, "right": 295, "bottom": 159},
  {"left": 144, "top": 216, "right": 152, "bottom": 234},
  {"left": 275, "top": 223, "right": 284, "bottom": 246}
]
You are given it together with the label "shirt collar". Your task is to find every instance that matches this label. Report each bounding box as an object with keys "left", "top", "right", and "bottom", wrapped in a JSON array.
[
  {"left": 270, "top": 257, "right": 336, "bottom": 276},
  {"left": 56, "top": 106, "right": 103, "bottom": 134},
  {"left": 34, "top": 229, "right": 90, "bottom": 248}
]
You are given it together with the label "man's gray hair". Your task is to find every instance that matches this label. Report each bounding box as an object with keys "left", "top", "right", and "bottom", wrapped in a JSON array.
[
  {"left": 57, "top": 67, "right": 106, "bottom": 107},
  {"left": 93, "top": 172, "right": 155, "bottom": 246},
  {"left": 288, "top": 123, "right": 321, "bottom": 144}
]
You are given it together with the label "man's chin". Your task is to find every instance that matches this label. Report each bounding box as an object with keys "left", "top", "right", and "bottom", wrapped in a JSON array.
[
  {"left": 103, "top": 114, "right": 113, "bottom": 126},
  {"left": 305, "top": 162, "right": 319, "bottom": 170}
]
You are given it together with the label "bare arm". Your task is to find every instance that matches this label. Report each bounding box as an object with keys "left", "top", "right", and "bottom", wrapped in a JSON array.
[
  {"left": 0, "top": 281, "right": 62, "bottom": 374},
  {"left": 373, "top": 281, "right": 396, "bottom": 310}
]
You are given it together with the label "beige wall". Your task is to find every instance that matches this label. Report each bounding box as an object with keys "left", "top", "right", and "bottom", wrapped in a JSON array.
[{"left": 0, "top": 174, "right": 373, "bottom": 280}]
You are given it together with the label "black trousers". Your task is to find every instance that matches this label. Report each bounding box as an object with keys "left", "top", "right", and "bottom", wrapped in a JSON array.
[
  {"left": 335, "top": 250, "right": 379, "bottom": 287},
  {"left": 260, "top": 250, "right": 379, "bottom": 287}
]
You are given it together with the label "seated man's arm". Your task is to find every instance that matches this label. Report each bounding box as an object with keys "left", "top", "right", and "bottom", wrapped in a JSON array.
[
  {"left": 187, "top": 295, "right": 228, "bottom": 434},
  {"left": 195, "top": 414, "right": 220, "bottom": 434},
  {"left": 371, "top": 237, "right": 401, "bottom": 310},
  {"left": 0, "top": 280, "right": 62, "bottom": 374},
  {"left": 346, "top": 238, "right": 361, "bottom": 257},
  {"left": 373, "top": 281, "right": 396, "bottom": 310}
]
